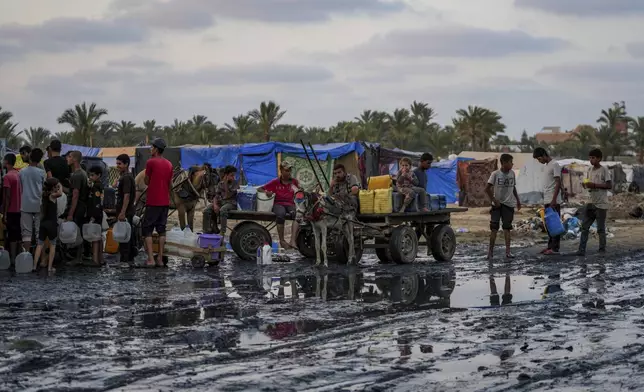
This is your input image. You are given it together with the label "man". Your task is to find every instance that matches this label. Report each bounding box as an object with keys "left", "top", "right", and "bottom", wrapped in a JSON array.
[
  {"left": 533, "top": 147, "right": 562, "bottom": 255},
  {"left": 485, "top": 153, "right": 521, "bottom": 260},
  {"left": 115, "top": 154, "right": 137, "bottom": 265},
  {"left": 328, "top": 164, "right": 360, "bottom": 211},
  {"left": 19, "top": 148, "right": 46, "bottom": 253},
  {"left": 143, "top": 138, "right": 173, "bottom": 267},
  {"left": 577, "top": 148, "right": 611, "bottom": 256},
  {"left": 19, "top": 145, "right": 44, "bottom": 170},
  {"left": 413, "top": 153, "right": 433, "bottom": 191},
  {"left": 65, "top": 151, "right": 89, "bottom": 261},
  {"left": 2, "top": 153, "right": 22, "bottom": 263},
  {"left": 258, "top": 161, "right": 299, "bottom": 249},
  {"left": 44, "top": 139, "right": 70, "bottom": 217}
]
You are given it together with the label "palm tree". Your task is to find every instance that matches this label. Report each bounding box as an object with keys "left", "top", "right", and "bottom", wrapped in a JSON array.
[
  {"left": 630, "top": 117, "right": 644, "bottom": 163},
  {"left": 0, "top": 107, "right": 24, "bottom": 149},
  {"left": 187, "top": 115, "right": 219, "bottom": 145},
  {"left": 141, "top": 120, "right": 161, "bottom": 145},
  {"left": 24, "top": 127, "right": 51, "bottom": 148},
  {"left": 387, "top": 108, "right": 414, "bottom": 149},
  {"left": 57, "top": 102, "right": 109, "bottom": 146},
  {"left": 453, "top": 106, "right": 506, "bottom": 151},
  {"left": 224, "top": 114, "right": 257, "bottom": 144},
  {"left": 249, "top": 101, "right": 286, "bottom": 142},
  {"left": 571, "top": 125, "right": 599, "bottom": 158},
  {"left": 53, "top": 131, "right": 75, "bottom": 144},
  {"left": 112, "top": 121, "right": 139, "bottom": 146},
  {"left": 163, "top": 119, "right": 190, "bottom": 146}
]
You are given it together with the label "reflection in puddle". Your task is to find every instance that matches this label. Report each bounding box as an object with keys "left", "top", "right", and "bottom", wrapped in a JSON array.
[{"left": 451, "top": 275, "right": 559, "bottom": 308}]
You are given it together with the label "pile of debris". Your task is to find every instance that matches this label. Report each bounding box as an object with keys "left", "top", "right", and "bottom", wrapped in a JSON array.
[{"left": 512, "top": 207, "right": 614, "bottom": 241}]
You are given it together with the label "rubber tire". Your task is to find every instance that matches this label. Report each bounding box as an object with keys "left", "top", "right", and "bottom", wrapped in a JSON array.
[
  {"left": 296, "top": 227, "right": 316, "bottom": 259},
  {"left": 430, "top": 224, "right": 456, "bottom": 262},
  {"left": 333, "top": 234, "right": 363, "bottom": 264},
  {"left": 375, "top": 238, "right": 392, "bottom": 264},
  {"left": 230, "top": 222, "right": 272, "bottom": 262},
  {"left": 389, "top": 226, "right": 419, "bottom": 264},
  {"left": 390, "top": 274, "right": 420, "bottom": 305}
]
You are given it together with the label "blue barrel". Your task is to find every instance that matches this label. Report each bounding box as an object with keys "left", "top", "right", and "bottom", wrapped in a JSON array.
[
  {"left": 237, "top": 192, "right": 257, "bottom": 211},
  {"left": 429, "top": 195, "right": 440, "bottom": 211},
  {"left": 392, "top": 192, "right": 419, "bottom": 212},
  {"left": 544, "top": 207, "right": 565, "bottom": 236},
  {"left": 438, "top": 195, "right": 447, "bottom": 209}
]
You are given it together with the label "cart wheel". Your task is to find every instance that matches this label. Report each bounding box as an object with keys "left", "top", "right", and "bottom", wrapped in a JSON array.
[
  {"left": 389, "top": 226, "right": 418, "bottom": 264},
  {"left": 375, "top": 238, "right": 392, "bottom": 264},
  {"left": 191, "top": 255, "right": 206, "bottom": 268},
  {"left": 230, "top": 222, "right": 272, "bottom": 262},
  {"left": 390, "top": 274, "right": 420, "bottom": 305},
  {"left": 430, "top": 224, "right": 456, "bottom": 262},
  {"left": 333, "top": 235, "right": 363, "bottom": 264},
  {"left": 296, "top": 227, "right": 316, "bottom": 259}
]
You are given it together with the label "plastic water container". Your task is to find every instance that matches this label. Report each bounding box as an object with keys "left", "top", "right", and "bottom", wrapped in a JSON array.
[
  {"left": 113, "top": 221, "right": 132, "bottom": 243},
  {"left": 392, "top": 192, "right": 419, "bottom": 212},
  {"left": 358, "top": 190, "right": 375, "bottom": 214},
  {"left": 15, "top": 251, "right": 33, "bottom": 273},
  {"left": 82, "top": 223, "right": 102, "bottom": 242},
  {"left": 182, "top": 226, "right": 198, "bottom": 248},
  {"left": 198, "top": 233, "right": 223, "bottom": 261},
  {"left": 256, "top": 192, "right": 275, "bottom": 212},
  {"left": 367, "top": 175, "right": 393, "bottom": 190},
  {"left": 438, "top": 195, "right": 447, "bottom": 209},
  {"left": 429, "top": 195, "right": 440, "bottom": 211},
  {"left": 237, "top": 192, "right": 257, "bottom": 211},
  {"left": 59, "top": 222, "right": 79, "bottom": 245},
  {"left": 0, "top": 249, "right": 10, "bottom": 270},
  {"left": 257, "top": 243, "right": 272, "bottom": 265},
  {"left": 544, "top": 207, "right": 565, "bottom": 236}
]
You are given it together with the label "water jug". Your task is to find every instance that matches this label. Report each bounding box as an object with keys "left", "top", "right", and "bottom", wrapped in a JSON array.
[
  {"left": 256, "top": 192, "right": 275, "bottom": 212},
  {"left": 0, "top": 249, "right": 10, "bottom": 270},
  {"left": 182, "top": 226, "right": 198, "bottom": 247},
  {"left": 113, "top": 221, "right": 132, "bottom": 243},
  {"left": 257, "top": 243, "right": 272, "bottom": 265},
  {"left": 82, "top": 223, "right": 102, "bottom": 242},
  {"left": 544, "top": 207, "right": 565, "bottom": 237},
  {"left": 166, "top": 226, "right": 183, "bottom": 244},
  {"left": 59, "top": 222, "right": 79, "bottom": 245},
  {"left": 15, "top": 251, "right": 33, "bottom": 273}
]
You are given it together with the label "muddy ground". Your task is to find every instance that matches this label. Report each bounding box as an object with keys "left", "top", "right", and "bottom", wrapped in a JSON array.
[{"left": 2, "top": 209, "right": 644, "bottom": 391}]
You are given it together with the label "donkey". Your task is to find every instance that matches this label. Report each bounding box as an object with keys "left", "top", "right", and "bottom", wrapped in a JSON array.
[{"left": 295, "top": 190, "right": 356, "bottom": 267}]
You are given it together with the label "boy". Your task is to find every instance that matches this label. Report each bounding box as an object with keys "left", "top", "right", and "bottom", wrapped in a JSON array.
[
  {"left": 577, "top": 148, "right": 611, "bottom": 256},
  {"left": 485, "top": 153, "right": 521, "bottom": 260},
  {"left": 19, "top": 148, "right": 45, "bottom": 254},
  {"left": 115, "top": 154, "right": 137, "bottom": 265},
  {"left": 87, "top": 166, "right": 104, "bottom": 266},
  {"left": 3, "top": 153, "right": 22, "bottom": 263},
  {"left": 533, "top": 147, "right": 562, "bottom": 255},
  {"left": 213, "top": 165, "right": 238, "bottom": 235}
]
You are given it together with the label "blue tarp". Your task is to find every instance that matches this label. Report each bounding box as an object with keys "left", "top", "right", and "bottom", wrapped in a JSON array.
[
  {"left": 61, "top": 143, "right": 100, "bottom": 157},
  {"left": 242, "top": 154, "right": 278, "bottom": 186},
  {"left": 239, "top": 142, "right": 364, "bottom": 160},
  {"left": 180, "top": 146, "right": 241, "bottom": 170},
  {"left": 426, "top": 158, "right": 472, "bottom": 204}
]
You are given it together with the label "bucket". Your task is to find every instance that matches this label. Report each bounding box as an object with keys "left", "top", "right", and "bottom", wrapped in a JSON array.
[
  {"left": 198, "top": 233, "right": 223, "bottom": 261},
  {"left": 256, "top": 193, "right": 275, "bottom": 212}
]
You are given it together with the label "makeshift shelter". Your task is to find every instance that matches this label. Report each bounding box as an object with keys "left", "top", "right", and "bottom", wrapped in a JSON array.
[
  {"left": 463, "top": 158, "right": 498, "bottom": 207},
  {"left": 60, "top": 143, "right": 100, "bottom": 158},
  {"left": 98, "top": 147, "right": 137, "bottom": 168},
  {"left": 135, "top": 147, "right": 182, "bottom": 174},
  {"left": 427, "top": 158, "right": 473, "bottom": 204}
]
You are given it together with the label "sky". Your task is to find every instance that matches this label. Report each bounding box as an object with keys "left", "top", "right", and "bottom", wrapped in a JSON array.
[{"left": 1, "top": 0, "right": 643, "bottom": 139}]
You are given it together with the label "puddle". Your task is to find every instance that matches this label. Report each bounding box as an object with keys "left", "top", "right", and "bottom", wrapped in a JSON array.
[{"left": 450, "top": 275, "right": 556, "bottom": 308}]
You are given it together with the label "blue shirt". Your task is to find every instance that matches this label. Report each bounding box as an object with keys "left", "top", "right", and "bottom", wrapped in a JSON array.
[{"left": 413, "top": 167, "right": 428, "bottom": 190}]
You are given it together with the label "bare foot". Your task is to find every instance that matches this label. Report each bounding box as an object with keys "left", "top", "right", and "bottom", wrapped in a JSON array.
[
  {"left": 146, "top": 260, "right": 156, "bottom": 268},
  {"left": 505, "top": 253, "right": 515, "bottom": 259}
]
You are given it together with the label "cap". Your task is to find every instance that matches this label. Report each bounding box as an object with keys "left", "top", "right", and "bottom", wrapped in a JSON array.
[
  {"left": 151, "top": 138, "right": 167, "bottom": 150},
  {"left": 280, "top": 161, "right": 292, "bottom": 170},
  {"left": 47, "top": 139, "right": 62, "bottom": 152}
]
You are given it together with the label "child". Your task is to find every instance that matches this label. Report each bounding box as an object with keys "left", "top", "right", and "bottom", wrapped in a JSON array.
[
  {"left": 485, "top": 153, "right": 521, "bottom": 260},
  {"left": 396, "top": 157, "right": 429, "bottom": 213},
  {"left": 33, "top": 178, "right": 63, "bottom": 272},
  {"left": 87, "top": 166, "right": 104, "bottom": 266},
  {"left": 577, "top": 148, "right": 611, "bottom": 256},
  {"left": 213, "top": 165, "right": 238, "bottom": 235},
  {"left": 533, "top": 147, "right": 562, "bottom": 255}
]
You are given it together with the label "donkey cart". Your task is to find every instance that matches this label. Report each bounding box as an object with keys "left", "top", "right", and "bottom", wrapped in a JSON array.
[{"left": 225, "top": 208, "right": 468, "bottom": 264}]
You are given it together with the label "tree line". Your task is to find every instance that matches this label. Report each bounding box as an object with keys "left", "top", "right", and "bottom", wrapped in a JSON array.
[{"left": 0, "top": 100, "right": 642, "bottom": 161}]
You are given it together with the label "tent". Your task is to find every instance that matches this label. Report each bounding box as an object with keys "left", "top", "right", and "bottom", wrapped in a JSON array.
[
  {"left": 98, "top": 147, "right": 137, "bottom": 168},
  {"left": 426, "top": 158, "right": 472, "bottom": 204}
]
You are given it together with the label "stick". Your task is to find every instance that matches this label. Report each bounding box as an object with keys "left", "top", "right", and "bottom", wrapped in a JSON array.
[
  {"left": 300, "top": 140, "right": 325, "bottom": 191},
  {"left": 307, "top": 142, "right": 331, "bottom": 188}
]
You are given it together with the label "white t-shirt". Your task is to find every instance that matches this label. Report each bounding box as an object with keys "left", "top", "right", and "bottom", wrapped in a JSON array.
[
  {"left": 543, "top": 160, "right": 562, "bottom": 204},
  {"left": 587, "top": 166, "right": 611, "bottom": 209},
  {"left": 487, "top": 170, "right": 517, "bottom": 208}
]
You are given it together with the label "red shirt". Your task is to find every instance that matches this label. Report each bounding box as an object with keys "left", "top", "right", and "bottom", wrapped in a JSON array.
[
  {"left": 145, "top": 157, "right": 173, "bottom": 206},
  {"left": 3, "top": 170, "right": 21, "bottom": 213},
  {"left": 264, "top": 177, "right": 299, "bottom": 206}
]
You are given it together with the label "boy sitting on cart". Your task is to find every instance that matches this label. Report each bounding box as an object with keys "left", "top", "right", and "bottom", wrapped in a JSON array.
[{"left": 211, "top": 165, "right": 239, "bottom": 236}]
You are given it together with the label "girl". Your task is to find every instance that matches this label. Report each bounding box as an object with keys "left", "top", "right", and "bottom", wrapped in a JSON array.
[
  {"left": 396, "top": 157, "right": 429, "bottom": 213},
  {"left": 33, "top": 178, "right": 63, "bottom": 272}
]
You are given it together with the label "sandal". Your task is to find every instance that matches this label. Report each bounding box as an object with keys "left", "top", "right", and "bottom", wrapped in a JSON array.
[{"left": 505, "top": 253, "right": 515, "bottom": 259}]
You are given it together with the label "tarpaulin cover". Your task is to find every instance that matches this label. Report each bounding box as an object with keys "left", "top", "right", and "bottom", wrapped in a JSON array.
[
  {"left": 180, "top": 146, "right": 241, "bottom": 169},
  {"left": 242, "top": 153, "right": 277, "bottom": 186},
  {"left": 240, "top": 142, "right": 364, "bottom": 160},
  {"left": 60, "top": 144, "right": 100, "bottom": 158},
  {"left": 426, "top": 158, "right": 472, "bottom": 204}
]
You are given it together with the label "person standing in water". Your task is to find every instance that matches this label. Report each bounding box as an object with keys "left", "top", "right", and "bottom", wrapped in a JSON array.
[
  {"left": 485, "top": 154, "right": 521, "bottom": 260},
  {"left": 533, "top": 147, "right": 562, "bottom": 255},
  {"left": 115, "top": 154, "right": 137, "bottom": 266},
  {"left": 142, "top": 138, "right": 173, "bottom": 267},
  {"left": 577, "top": 148, "right": 611, "bottom": 256},
  {"left": 2, "top": 153, "right": 22, "bottom": 264},
  {"left": 19, "top": 148, "right": 46, "bottom": 254},
  {"left": 33, "top": 178, "right": 63, "bottom": 272}
]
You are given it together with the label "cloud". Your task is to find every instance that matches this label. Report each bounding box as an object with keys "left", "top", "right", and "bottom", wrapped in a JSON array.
[
  {"left": 626, "top": 42, "right": 644, "bottom": 58},
  {"left": 349, "top": 26, "right": 569, "bottom": 58},
  {"left": 115, "top": 0, "right": 405, "bottom": 30},
  {"left": 514, "top": 0, "right": 644, "bottom": 16},
  {"left": 537, "top": 62, "right": 644, "bottom": 84},
  {"left": 0, "top": 17, "right": 146, "bottom": 60},
  {"left": 106, "top": 55, "right": 168, "bottom": 68}
]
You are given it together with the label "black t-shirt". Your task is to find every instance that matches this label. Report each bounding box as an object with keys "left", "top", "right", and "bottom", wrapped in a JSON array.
[
  {"left": 87, "top": 182, "right": 104, "bottom": 222},
  {"left": 67, "top": 169, "right": 89, "bottom": 211},
  {"left": 116, "top": 172, "right": 136, "bottom": 217},
  {"left": 41, "top": 197, "right": 58, "bottom": 226},
  {"left": 44, "top": 156, "right": 71, "bottom": 189}
]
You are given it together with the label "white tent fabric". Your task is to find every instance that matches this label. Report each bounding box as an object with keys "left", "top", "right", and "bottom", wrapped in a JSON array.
[{"left": 516, "top": 157, "right": 547, "bottom": 204}]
